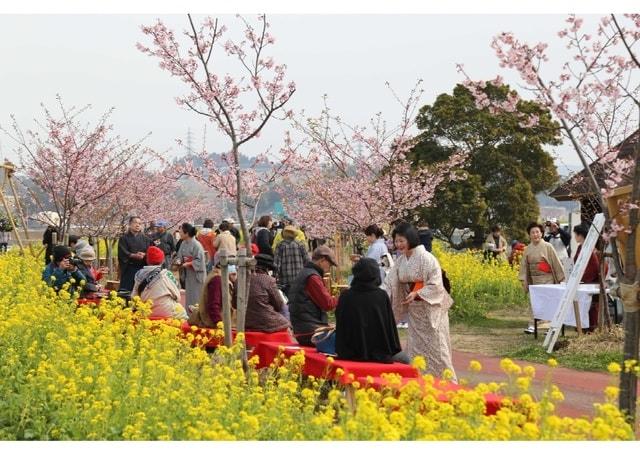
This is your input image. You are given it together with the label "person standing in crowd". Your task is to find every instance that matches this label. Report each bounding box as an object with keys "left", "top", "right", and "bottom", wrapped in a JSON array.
[
  {"left": 237, "top": 254, "right": 290, "bottom": 332},
  {"left": 351, "top": 224, "right": 389, "bottom": 283},
  {"left": 223, "top": 218, "right": 241, "bottom": 245},
  {"left": 509, "top": 239, "right": 526, "bottom": 266},
  {"left": 42, "top": 245, "right": 87, "bottom": 294},
  {"left": 519, "top": 221, "right": 566, "bottom": 334},
  {"left": 274, "top": 225, "right": 309, "bottom": 297},
  {"left": 117, "top": 216, "right": 151, "bottom": 292},
  {"left": 573, "top": 223, "right": 600, "bottom": 331},
  {"left": 132, "top": 246, "right": 187, "bottom": 320},
  {"left": 144, "top": 220, "right": 157, "bottom": 238},
  {"left": 214, "top": 220, "right": 237, "bottom": 256},
  {"left": 0, "top": 229, "right": 10, "bottom": 253},
  {"left": 384, "top": 223, "right": 456, "bottom": 380},
  {"left": 273, "top": 217, "right": 307, "bottom": 250},
  {"left": 42, "top": 224, "right": 59, "bottom": 265},
  {"left": 196, "top": 219, "right": 217, "bottom": 272},
  {"left": 152, "top": 220, "right": 176, "bottom": 269},
  {"left": 189, "top": 252, "right": 237, "bottom": 328},
  {"left": 68, "top": 235, "right": 90, "bottom": 256},
  {"left": 544, "top": 218, "right": 572, "bottom": 274},
  {"left": 252, "top": 215, "right": 274, "bottom": 256},
  {"left": 417, "top": 221, "right": 433, "bottom": 253},
  {"left": 288, "top": 245, "right": 339, "bottom": 346},
  {"left": 75, "top": 246, "right": 107, "bottom": 297},
  {"left": 336, "top": 258, "right": 407, "bottom": 363},
  {"left": 175, "top": 223, "right": 207, "bottom": 314},
  {"left": 484, "top": 225, "right": 508, "bottom": 261}
]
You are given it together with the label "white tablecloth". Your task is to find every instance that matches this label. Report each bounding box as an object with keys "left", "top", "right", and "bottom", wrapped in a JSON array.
[{"left": 529, "top": 284, "right": 601, "bottom": 328}]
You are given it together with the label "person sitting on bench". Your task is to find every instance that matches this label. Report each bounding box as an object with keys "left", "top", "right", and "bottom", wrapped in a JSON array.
[
  {"left": 336, "top": 258, "right": 408, "bottom": 364},
  {"left": 132, "top": 246, "right": 187, "bottom": 320}
]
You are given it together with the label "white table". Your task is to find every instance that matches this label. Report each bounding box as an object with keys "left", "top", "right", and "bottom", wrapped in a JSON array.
[{"left": 529, "top": 284, "right": 603, "bottom": 336}]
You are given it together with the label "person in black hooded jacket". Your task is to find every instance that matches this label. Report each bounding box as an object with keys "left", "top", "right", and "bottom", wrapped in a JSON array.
[{"left": 335, "top": 258, "right": 409, "bottom": 364}]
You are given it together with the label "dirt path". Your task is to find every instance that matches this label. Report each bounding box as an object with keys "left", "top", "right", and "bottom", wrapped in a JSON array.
[{"left": 451, "top": 350, "right": 623, "bottom": 419}]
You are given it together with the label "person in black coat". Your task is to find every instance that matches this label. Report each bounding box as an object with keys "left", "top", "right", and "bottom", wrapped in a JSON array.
[{"left": 335, "top": 258, "right": 408, "bottom": 364}]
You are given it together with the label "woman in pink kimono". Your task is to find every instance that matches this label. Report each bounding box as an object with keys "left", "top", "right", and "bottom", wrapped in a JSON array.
[{"left": 384, "top": 223, "right": 457, "bottom": 381}]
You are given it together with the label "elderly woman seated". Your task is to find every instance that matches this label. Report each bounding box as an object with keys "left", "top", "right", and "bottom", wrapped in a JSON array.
[
  {"left": 335, "top": 258, "right": 408, "bottom": 364},
  {"left": 132, "top": 246, "right": 187, "bottom": 320},
  {"left": 234, "top": 254, "right": 291, "bottom": 333},
  {"left": 189, "top": 252, "right": 237, "bottom": 328}
]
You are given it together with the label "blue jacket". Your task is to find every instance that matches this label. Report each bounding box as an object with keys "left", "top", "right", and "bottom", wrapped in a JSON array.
[{"left": 42, "top": 263, "right": 87, "bottom": 293}]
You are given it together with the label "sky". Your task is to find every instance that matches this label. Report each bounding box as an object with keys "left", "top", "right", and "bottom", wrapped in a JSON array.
[{"left": 0, "top": 14, "right": 598, "bottom": 175}]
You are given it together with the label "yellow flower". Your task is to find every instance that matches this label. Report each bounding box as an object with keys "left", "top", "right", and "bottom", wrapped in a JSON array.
[
  {"left": 604, "top": 386, "right": 619, "bottom": 400},
  {"left": 516, "top": 377, "right": 530, "bottom": 392},
  {"left": 442, "top": 369, "right": 454, "bottom": 381},
  {"left": 607, "top": 362, "right": 621, "bottom": 374},
  {"left": 547, "top": 358, "right": 558, "bottom": 368},
  {"left": 469, "top": 360, "right": 482, "bottom": 372},
  {"left": 412, "top": 356, "right": 427, "bottom": 371}
]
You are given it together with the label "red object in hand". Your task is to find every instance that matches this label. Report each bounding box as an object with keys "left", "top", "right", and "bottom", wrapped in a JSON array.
[{"left": 537, "top": 260, "right": 552, "bottom": 273}]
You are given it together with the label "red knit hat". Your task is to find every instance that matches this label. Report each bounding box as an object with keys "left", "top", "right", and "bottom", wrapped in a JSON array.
[
  {"left": 146, "top": 246, "right": 165, "bottom": 265},
  {"left": 251, "top": 243, "right": 259, "bottom": 256}
]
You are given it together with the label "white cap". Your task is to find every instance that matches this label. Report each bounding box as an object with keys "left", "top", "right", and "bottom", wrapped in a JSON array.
[{"left": 223, "top": 217, "right": 236, "bottom": 224}]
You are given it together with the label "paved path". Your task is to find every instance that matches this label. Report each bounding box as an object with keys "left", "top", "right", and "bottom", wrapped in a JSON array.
[{"left": 451, "top": 350, "right": 633, "bottom": 419}]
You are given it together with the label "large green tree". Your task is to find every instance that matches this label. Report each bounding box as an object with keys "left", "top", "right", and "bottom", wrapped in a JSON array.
[{"left": 411, "top": 83, "right": 561, "bottom": 243}]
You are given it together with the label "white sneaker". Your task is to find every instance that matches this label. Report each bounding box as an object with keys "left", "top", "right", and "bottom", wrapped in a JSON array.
[
  {"left": 523, "top": 325, "right": 535, "bottom": 334},
  {"left": 397, "top": 322, "right": 409, "bottom": 329}
]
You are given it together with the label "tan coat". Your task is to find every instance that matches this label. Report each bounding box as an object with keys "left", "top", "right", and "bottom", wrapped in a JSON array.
[
  {"left": 214, "top": 231, "right": 237, "bottom": 256},
  {"left": 518, "top": 240, "right": 565, "bottom": 288},
  {"left": 484, "top": 233, "right": 508, "bottom": 260}
]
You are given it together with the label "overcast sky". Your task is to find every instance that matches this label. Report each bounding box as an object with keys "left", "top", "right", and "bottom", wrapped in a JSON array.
[{"left": 0, "top": 14, "right": 596, "bottom": 174}]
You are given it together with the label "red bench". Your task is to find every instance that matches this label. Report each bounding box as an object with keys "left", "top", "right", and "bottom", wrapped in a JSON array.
[
  {"left": 251, "top": 341, "right": 419, "bottom": 384},
  {"left": 180, "top": 323, "right": 293, "bottom": 348},
  {"left": 251, "top": 341, "right": 503, "bottom": 414},
  {"left": 354, "top": 375, "right": 503, "bottom": 415}
]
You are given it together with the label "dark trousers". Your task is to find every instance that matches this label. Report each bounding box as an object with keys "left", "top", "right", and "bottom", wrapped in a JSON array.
[{"left": 119, "top": 263, "right": 143, "bottom": 292}]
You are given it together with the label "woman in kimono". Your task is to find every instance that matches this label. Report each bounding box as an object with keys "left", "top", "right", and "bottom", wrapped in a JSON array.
[
  {"left": 519, "top": 222, "right": 566, "bottom": 334},
  {"left": 175, "top": 223, "right": 207, "bottom": 315},
  {"left": 384, "top": 222, "right": 457, "bottom": 381}
]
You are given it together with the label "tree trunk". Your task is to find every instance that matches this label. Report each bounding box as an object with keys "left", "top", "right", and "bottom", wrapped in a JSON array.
[
  {"left": 232, "top": 143, "right": 250, "bottom": 369},
  {"left": 618, "top": 135, "right": 640, "bottom": 423}
]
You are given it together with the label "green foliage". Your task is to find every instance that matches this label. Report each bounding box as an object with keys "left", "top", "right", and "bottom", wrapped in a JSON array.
[{"left": 410, "top": 83, "right": 561, "bottom": 242}]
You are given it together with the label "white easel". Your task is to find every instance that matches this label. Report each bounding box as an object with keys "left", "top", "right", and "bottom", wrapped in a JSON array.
[{"left": 543, "top": 213, "right": 605, "bottom": 353}]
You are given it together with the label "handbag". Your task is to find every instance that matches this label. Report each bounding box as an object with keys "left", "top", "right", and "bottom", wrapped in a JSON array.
[{"left": 311, "top": 325, "right": 336, "bottom": 355}]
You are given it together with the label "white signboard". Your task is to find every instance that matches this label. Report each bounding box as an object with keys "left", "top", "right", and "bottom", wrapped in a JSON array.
[{"left": 542, "top": 213, "right": 605, "bottom": 353}]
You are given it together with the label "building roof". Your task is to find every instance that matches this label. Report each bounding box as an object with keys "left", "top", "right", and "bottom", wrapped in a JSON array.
[{"left": 549, "top": 129, "right": 639, "bottom": 201}]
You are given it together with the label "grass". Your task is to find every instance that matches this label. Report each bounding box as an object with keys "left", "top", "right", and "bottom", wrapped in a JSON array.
[{"left": 447, "top": 305, "right": 624, "bottom": 372}]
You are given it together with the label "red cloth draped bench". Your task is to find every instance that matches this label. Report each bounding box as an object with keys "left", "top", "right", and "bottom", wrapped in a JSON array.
[
  {"left": 179, "top": 323, "right": 293, "bottom": 348},
  {"left": 354, "top": 376, "right": 503, "bottom": 415},
  {"left": 251, "top": 341, "right": 503, "bottom": 415},
  {"left": 251, "top": 341, "right": 420, "bottom": 384}
]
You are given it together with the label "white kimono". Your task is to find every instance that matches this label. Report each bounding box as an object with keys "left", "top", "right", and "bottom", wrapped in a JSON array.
[{"left": 385, "top": 245, "right": 457, "bottom": 381}]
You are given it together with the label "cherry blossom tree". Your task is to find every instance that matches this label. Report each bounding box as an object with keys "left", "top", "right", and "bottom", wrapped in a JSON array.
[
  {"left": 137, "top": 14, "right": 296, "bottom": 249},
  {"left": 0, "top": 96, "right": 152, "bottom": 242},
  {"left": 138, "top": 14, "right": 297, "bottom": 354},
  {"left": 167, "top": 129, "right": 303, "bottom": 227},
  {"left": 459, "top": 14, "right": 640, "bottom": 421},
  {"left": 286, "top": 81, "right": 465, "bottom": 239}
]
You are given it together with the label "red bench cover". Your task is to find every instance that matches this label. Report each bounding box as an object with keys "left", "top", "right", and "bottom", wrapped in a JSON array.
[
  {"left": 251, "top": 341, "right": 420, "bottom": 384},
  {"left": 355, "top": 375, "right": 503, "bottom": 415},
  {"left": 180, "top": 323, "right": 293, "bottom": 348}
]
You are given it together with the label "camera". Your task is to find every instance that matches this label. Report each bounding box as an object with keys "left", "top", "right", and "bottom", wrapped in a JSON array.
[{"left": 70, "top": 256, "right": 84, "bottom": 267}]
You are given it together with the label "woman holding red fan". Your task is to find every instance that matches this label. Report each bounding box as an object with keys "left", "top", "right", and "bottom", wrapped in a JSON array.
[{"left": 519, "top": 221, "right": 566, "bottom": 334}]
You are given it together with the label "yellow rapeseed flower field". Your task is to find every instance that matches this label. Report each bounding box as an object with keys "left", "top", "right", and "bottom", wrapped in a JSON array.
[
  {"left": 432, "top": 242, "right": 526, "bottom": 320},
  {"left": 0, "top": 252, "right": 635, "bottom": 440}
]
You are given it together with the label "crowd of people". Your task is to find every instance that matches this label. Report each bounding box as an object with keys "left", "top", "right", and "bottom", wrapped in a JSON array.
[{"left": 38, "top": 210, "right": 609, "bottom": 379}]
